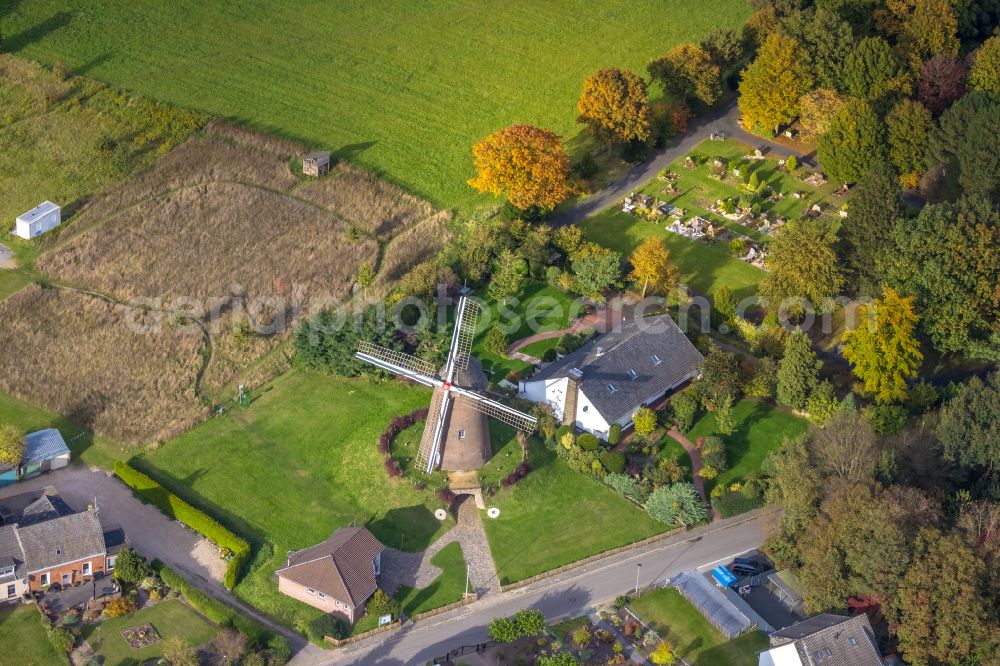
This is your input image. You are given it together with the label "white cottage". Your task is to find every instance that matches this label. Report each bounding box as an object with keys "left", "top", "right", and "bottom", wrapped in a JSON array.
[
  {"left": 14, "top": 201, "right": 61, "bottom": 240},
  {"left": 519, "top": 314, "right": 703, "bottom": 439}
]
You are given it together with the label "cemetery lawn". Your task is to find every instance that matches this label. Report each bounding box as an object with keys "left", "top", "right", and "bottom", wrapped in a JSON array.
[
  {"left": 5, "top": 0, "right": 749, "bottom": 209},
  {"left": 686, "top": 399, "right": 810, "bottom": 495},
  {"left": 483, "top": 443, "right": 665, "bottom": 585},
  {"left": 0, "top": 604, "right": 64, "bottom": 666},
  {"left": 79, "top": 600, "right": 218, "bottom": 666},
  {"left": 133, "top": 369, "right": 454, "bottom": 633},
  {"left": 631, "top": 587, "right": 768, "bottom": 666}
]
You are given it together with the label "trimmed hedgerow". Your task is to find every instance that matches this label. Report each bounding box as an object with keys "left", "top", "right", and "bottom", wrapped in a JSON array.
[
  {"left": 599, "top": 451, "right": 626, "bottom": 474},
  {"left": 607, "top": 423, "right": 622, "bottom": 446},
  {"left": 114, "top": 461, "right": 249, "bottom": 590}
]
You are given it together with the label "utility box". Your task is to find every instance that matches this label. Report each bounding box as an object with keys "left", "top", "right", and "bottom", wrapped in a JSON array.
[{"left": 15, "top": 201, "right": 61, "bottom": 239}]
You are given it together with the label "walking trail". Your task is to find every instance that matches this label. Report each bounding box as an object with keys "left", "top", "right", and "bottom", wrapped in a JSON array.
[
  {"left": 665, "top": 428, "right": 719, "bottom": 522},
  {"left": 506, "top": 296, "right": 634, "bottom": 357}
]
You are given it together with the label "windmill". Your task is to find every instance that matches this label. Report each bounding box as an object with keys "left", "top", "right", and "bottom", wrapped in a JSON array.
[{"left": 356, "top": 296, "right": 537, "bottom": 474}]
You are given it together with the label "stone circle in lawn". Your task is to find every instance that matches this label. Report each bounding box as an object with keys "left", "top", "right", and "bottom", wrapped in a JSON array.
[{"left": 121, "top": 624, "right": 161, "bottom": 649}]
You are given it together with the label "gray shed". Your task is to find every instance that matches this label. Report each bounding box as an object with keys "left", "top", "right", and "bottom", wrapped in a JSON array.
[
  {"left": 21, "top": 429, "right": 70, "bottom": 478},
  {"left": 302, "top": 151, "right": 331, "bottom": 177}
]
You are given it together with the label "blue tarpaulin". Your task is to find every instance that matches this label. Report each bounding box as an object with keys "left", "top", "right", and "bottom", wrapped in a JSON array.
[{"left": 712, "top": 565, "right": 737, "bottom": 588}]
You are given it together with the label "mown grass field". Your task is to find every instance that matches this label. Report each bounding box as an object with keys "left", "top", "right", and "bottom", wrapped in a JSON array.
[
  {"left": 483, "top": 442, "right": 666, "bottom": 585},
  {"left": 686, "top": 399, "right": 810, "bottom": 494},
  {"left": 4, "top": 0, "right": 750, "bottom": 209},
  {"left": 79, "top": 599, "right": 218, "bottom": 665},
  {"left": 0, "top": 604, "right": 64, "bottom": 666},
  {"left": 631, "top": 587, "right": 768, "bottom": 666},
  {"left": 133, "top": 369, "right": 454, "bottom": 633}
]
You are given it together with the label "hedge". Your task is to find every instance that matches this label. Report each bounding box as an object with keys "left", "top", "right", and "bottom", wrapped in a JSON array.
[
  {"left": 599, "top": 451, "right": 625, "bottom": 474},
  {"left": 712, "top": 492, "right": 765, "bottom": 519},
  {"left": 114, "top": 461, "right": 250, "bottom": 589},
  {"left": 576, "top": 433, "right": 599, "bottom": 451}
]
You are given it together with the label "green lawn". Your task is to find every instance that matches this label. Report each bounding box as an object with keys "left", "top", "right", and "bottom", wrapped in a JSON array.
[
  {"left": 0, "top": 604, "right": 64, "bottom": 666},
  {"left": 630, "top": 587, "right": 768, "bottom": 666},
  {"left": 686, "top": 399, "right": 810, "bottom": 494},
  {"left": 395, "top": 541, "right": 468, "bottom": 617},
  {"left": 80, "top": 599, "right": 217, "bottom": 665},
  {"left": 483, "top": 442, "right": 666, "bottom": 585},
  {"left": 4, "top": 0, "right": 749, "bottom": 210},
  {"left": 549, "top": 615, "right": 592, "bottom": 643},
  {"left": 134, "top": 369, "right": 454, "bottom": 633},
  {"left": 0, "top": 388, "right": 122, "bottom": 468}
]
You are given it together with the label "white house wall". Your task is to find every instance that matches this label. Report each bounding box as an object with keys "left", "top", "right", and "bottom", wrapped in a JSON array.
[
  {"left": 520, "top": 377, "right": 568, "bottom": 421},
  {"left": 575, "top": 390, "right": 611, "bottom": 438}
]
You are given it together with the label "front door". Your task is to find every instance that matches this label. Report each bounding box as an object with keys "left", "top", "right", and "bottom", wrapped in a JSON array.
[{"left": 61, "top": 574, "right": 70, "bottom": 586}]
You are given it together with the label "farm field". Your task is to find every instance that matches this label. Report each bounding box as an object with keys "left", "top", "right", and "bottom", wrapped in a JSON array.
[
  {"left": 4, "top": 0, "right": 750, "bottom": 209},
  {"left": 630, "top": 587, "right": 768, "bottom": 666},
  {"left": 483, "top": 442, "right": 666, "bottom": 585},
  {"left": 686, "top": 399, "right": 810, "bottom": 495},
  {"left": 133, "top": 369, "right": 454, "bottom": 633},
  {"left": 0, "top": 604, "right": 64, "bottom": 666},
  {"left": 79, "top": 599, "right": 218, "bottom": 665},
  {"left": 0, "top": 285, "right": 205, "bottom": 444}
]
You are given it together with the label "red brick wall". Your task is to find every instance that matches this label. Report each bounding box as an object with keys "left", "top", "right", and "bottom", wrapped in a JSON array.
[{"left": 29, "top": 556, "right": 107, "bottom": 591}]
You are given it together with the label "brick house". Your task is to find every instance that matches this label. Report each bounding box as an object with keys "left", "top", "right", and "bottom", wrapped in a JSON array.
[
  {"left": 0, "top": 488, "right": 129, "bottom": 602},
  {"left": 275, "top": 527, "right": 384, "bottom": 624}
]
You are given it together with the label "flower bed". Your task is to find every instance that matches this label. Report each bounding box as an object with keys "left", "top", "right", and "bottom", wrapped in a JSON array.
[{"left": 121, "top": 624, "right": 161, "bottom": 649}]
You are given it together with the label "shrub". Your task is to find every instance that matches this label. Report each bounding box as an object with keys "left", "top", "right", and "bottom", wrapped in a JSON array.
[
  {"left": 572, "top": 626, "right": 592, "bottom": 647},
  {"left": 48, "top": 627, "right": 75, "bottom": 654},
  {"left": 103, "top": 596, "right": 136, "bottom": 617},
  {"left": 267, "top": 636, "right": 292, "bottom": 665},
  {"left": 488, "top": 616, "right": 519, "bottom": 643},
  {"left": 114, "top": 462, "right": 249, "bottom": 590},
  {"left": 560, "top": 431, "right": 576, "bottom": 449},
  {"left": 113, "top": 548, "right": 148, "bottom": 584},
  {"left": 644, "top": 483, "right": 708, "bottom": 526},
  {"left": 604, "top": 473, "right": 643, "bottom": 500},
  {"left": 595, "top": 628, "right": 614, "bottom": 643},
  {"left": 241, "top": 653, "right": 267, "bottom": 666},
  {"left": 670, "top": 393, "right": 698, "bottom": 432},
  {"left": 607, "top": 423, "right": 622, "bottom": 445},
  {"left": 514, "top": 608, "right": 545, "bottom": 636},
  {"left": 576, "top": 433, "right": 599, "bottom": 451},
  {"left": 307, "top": 614, "right": 347, "bottom": 642},
  {"left": 436, "top": 488, "right": 456, "bottom": 505},
  {"left": 862, "top": 404, "right": 907, "bottom": 435},
  {"left": 712, "top": 491, "right": 765, "bottom": 518},
  {"left": 367, "top": 589, "right": 400, "bottom": 620},
  {"left": 383, "top": 458, "right": 403, "bottom": 477},
  {"left": 650, "top": 641, "right": 678, "bottom": 665},
  {"left": 698, "top": 465, "right": 719, "bottom": 480},
  {"left": 700, "top": 436, "right": 727, "bottom": 471},
  {"left": 632, "top": 407, "right": 658, "bottom": 436},
  {"left": 599, "top": 451, "right": 626, "bottom": 474}
]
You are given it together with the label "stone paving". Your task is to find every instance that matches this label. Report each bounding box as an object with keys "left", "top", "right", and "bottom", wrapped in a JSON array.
[{"left": 380, "top": 496, "right": 499, "bottom": 605}]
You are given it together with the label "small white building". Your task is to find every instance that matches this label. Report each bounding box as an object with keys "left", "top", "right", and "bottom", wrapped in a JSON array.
[
  {"left": 14, "top": 201, "right": 61, "bottom": 240},
  {"left": 519, "top": 314, "right": 703, "bottom": 439}
]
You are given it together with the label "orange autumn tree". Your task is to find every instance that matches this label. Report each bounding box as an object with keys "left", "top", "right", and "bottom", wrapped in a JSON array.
[
  {"left": 468, "top": 124, "right": 571, "bottom": 211},
  {"left": 628, "top": 236, "right": 678, "bottom": 297},
  {"left": 577, "top": 68, "right": 650, "bottom": 145}
]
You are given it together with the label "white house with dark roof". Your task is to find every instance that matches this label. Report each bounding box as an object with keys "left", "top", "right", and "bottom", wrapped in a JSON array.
[
  {"left": 758, "top": 613, "right": 885, "bottom": 666},
  {"left": 519, "top": 314, "right": 703, "bottom": 439}
]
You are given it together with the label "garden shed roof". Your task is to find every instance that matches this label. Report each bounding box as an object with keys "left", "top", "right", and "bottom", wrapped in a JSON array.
[{"left": 22, "top": 429, "right": 70, "bottom": 466}]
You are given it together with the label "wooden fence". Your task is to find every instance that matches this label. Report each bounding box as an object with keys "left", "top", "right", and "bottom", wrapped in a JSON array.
[{"left": 324, "top": 595, "right": 476, "bottom": 646}]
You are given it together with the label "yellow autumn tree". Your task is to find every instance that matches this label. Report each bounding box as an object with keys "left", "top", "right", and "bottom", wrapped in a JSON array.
[
  {"left": 0, "top": 423, "right": 23, "bottom": 466},
  {"left": 577, "top": 68, "right": 650, "bottom": 145},
  {"left": 738, "top": 33, "right": 813, "bottom": 136},
  {"left": 628, "top": 236, "right": 678, "bottom": 297},
  {"left": 468, "top": 124, "right": 571, "bottom": 211},
  {"left": 841, "top": 287, "right": 923, "bottom": 404}
]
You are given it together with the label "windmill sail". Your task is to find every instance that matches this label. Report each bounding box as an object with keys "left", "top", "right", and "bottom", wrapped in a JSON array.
[
  {"left": 356, "top": 341, "right": 438, "bottom": 385},
  {"left": 452, "top": 388, "right": 537, "bottom": 432},
  {"left": 452, "top": 297, "right": 480, "bottom": 372}
]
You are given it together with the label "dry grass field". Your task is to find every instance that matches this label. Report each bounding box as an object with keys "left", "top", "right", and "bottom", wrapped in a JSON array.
[{"left": 0, "top": 285, "right": 205, "bottom": 443}]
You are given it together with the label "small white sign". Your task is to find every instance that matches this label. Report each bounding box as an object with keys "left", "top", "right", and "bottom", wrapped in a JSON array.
[{"left": 379, "top": 614, "right": 393, "bottom": 627}]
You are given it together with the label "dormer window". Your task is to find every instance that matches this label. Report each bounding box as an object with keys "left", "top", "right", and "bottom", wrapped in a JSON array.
[
  {"left": 627, "top": 369, "right": 638, "bottom": 380},
  {"left": 607, "top": 383, "right": 618, "bottom": 394},
  {"left": 0, "top": 566, "right": 13, "bottom": 577},
  {"left": 650, "top": 354, "right": 661, "bottom": 365}
]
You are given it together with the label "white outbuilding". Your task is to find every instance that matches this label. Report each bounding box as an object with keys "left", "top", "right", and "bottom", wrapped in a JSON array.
[{"left": 14, "top": 201, "right": 61, "bottom": 239}]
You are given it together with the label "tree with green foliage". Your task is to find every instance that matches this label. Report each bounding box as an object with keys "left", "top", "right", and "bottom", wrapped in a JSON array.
[
  {"left": 577, "top": 68, "right": 650, "bottom": 145},
  {"left": 798, "top": 88, "right": 846, "bottom": 140},
  {"left": 648, "top": 43, "right": 722, "bottom": 107},
  {"left": 670, "top": 393, "right": 698, "bottom": 432},
  {"left": 488, "top": 616, "right": 519, "bottom": 643},
  {"left": 514, "top": 608, "right": 545, "bottom": 636},
  {"left": 294, "top": 304, "right": 401, "bottom": 377},
  {"left": 818, "top": 99, "right": 886, "bottom": 184},
  {"left": 354, "top": 262, "right": 375, "bottom": 296},
  {"left": 882, "top": 197, "right": 1000, "bottom": 359},
  {"left": 538, "top": 653, "right": 581, "bottom": 666},
  {"left": 738, "top": 33, "right": 813, "bottom": 134},
  {"left": 763, "top": 435, "right": 823, "bottom": 565},
  {"left": 485, "top": 322, "right": 508, "bottom": 357},
  {"left": 762, "top": 220, "right": 844, "bottom": 315},
  {"left": 839, "top": 162, "right": 900, "bottom": 296},
  {"left": 779, "top": 7, "right": 854, "bottom": 89},
  {"left": 714, "top": 284, "right": 737, "bottom": 326},
  {"left": 633, "top": 407, "right": 658, "bottom": 437},
  {"left": 894, "top": 0, "right": 960, "bottom": 67},
  {"left": 936, "top": 372, "right": 1000, "bottom": 476},
  {"left": 307, "top": 613, "right": 347, "bottom": 642},
  {"left": 701, "top": 27, "right": 744, "bottom": 71},
  {"left": 745, "top": 356, "right": 778, "bottom": 400},
  {"left": 894, "top": 528, "right": 995, "bottom": 666},
  {"left": 701, "top": 436, "right": 727, "bottom": 472},
  {"left": 842, "top": 36, "right": 911, "bottom": 105},
  {"left": 715, "top": 395, "right": 735, "bottom": 435},
  {"left": 0, "top": 423, "right": 23, "bottom": 467},
  {"left": 887, "top": 99, "right": 932, "bottom": 185},
  {"left": 488, "top": 248, "right": 527, "bottom": 303},
  {"left": 777, "top": 330, "right": 821, "bottom": 410},
  {"left": 929, "top": 92, "right": 1000, "bottom": 200},
  {"left": 842, "top": 287, "right": 923, "bottom": 404},
  {"left": 113, "top": 548, "right": 147, "bottom": 584},
  {"left": 699, "top": 346, "right": 741, "bottom": 409},
  {"left": 628, "top": 235, "right": 678, "bottom": 297},
  {"left": 570, "top": 242, "right": 622, "bottom": 301},
  {"left": 970, "top": 34, "right": 1000, "bottom": 98},
  {"left": 806, "top": 380, "right": 840, "bottom": 425},
  {"left": 644, "top": 483, "right": 708, "bottom": 526}
]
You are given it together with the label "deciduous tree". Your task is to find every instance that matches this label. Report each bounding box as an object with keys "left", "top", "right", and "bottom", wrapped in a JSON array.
[
  {"left": 842, "top": 36, "right": 911, "bottom": 105},
  {"left": 0, "top": 423, "right": 23, "bottom": 466},
  {"left": 970, "top": 34, "right": 1000, "bottom": 99},
  {"left": 798, "top": 88, "right": 846, "bottom": 140},
  {"left": 488, "top": 248, "right": 527, "bottom": 303},
  {"left": 570, "top": 242, "right": 622, "bottom": 300},
  {"left": 627, "top": 236, "right": 678, "bottom": 297},
  {"left": 763, "top": 435, "right": 823, "bottom": 564},
  {"left": 762, "top": 221, "right": 844, "bottom": 315},
  {"left": 842, "top": 287, "right": 923, "bottom": 404},
  {"left": 700, "top": 28, "right": 744, "bottom": 71},
  {"left": 577, "top": 68, "right": 650, "bottom": 145},
  {"left": 917, "top": 55, "right": 967, "bottom": 116},
  {"left": 936, "top": 372, "right": 1000, "bottom": 473},
  {"left": 738, "top": 33, "right": 813, "bottom": 135},
  {"left": 892, "top": 0, "right": 960, "bottom": 66},
  {"left": 699, "top": 346, "right": 741, "bottom": 409},
  {"left": 648, "top": 43, "right": 722, "bottom": 107},
  {"left": 886, "top": 99, "right": 932, "bottom": 185},
  {"left": 809, "top": 410, "right": 878, "bottom": 482},
  {"left": 817, "top": 99, "right": 887, "bottom": 183},
  {"left": 468, "top": 124, "right": 572, "bottom": 211},
  {"left": 779, "top": 7, "right": 854, "bottom": 89},
  {"left": 839, "top": 162, "right": 900, "bottom": 296}
]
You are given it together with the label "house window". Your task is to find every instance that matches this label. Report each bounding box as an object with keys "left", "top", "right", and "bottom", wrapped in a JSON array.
[
  {"left": 651, "top": 354, "right": 661, "bottom": 365},
  {"left": 40, "top": 573, "right": 50, "bottom": 586},
  {"left": 582, "top": 405, "right": 588, "bottom": 412},
  {"left": 607, "top": 383, "right": 617, "bottom": 393},
  {"left": 373, "top": 555, "right": 380, "bottom": 576},
  {"left": 318, "top": 592, "right": 326, "bottom": 599},
  {"left": 307, "top": 588, "right": 316, "bottom": 595},
  {"left": 82, "top": 562, "right": 91, "bottom": 576},
  {"left": 6, "top": 584, "right": 14, "bottom": 598},
  {"left": 848, "top": 637, "right": 858, "bottom": 646},
  {"left": 458, "top": 430, "right": 466, "bottom": 439},
  {"left": 627, "top": 369, "right": 638, "bottom": 380},
  {"left": 107, "top": 556, "right": 117, "bottom": 570},
  {"left": 0, "top": 566, "right": 13, "bottom": 578}
]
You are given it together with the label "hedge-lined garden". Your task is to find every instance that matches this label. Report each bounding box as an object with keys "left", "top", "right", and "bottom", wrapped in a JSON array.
[{"left": 114, "top": 461, "right": 250, "bottom": 589}]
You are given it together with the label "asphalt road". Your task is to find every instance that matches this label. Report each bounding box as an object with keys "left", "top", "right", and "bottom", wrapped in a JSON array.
[{"left": 294, "top": 509, "right": 773, "bottom": 666}]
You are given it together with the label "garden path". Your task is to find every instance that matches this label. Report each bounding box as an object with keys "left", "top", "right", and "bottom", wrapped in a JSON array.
[
  {"left": 665, "top": 429, "right": 719, "bottom": 522},
  {"left": 381, "top": 496, "right": 499, "bottom": 604},
  {"left": 587, "top": 610, "right": 648, "bottom": 664},
  {"left": 506, "top": 296, "right": 632, "bottom": 355}
]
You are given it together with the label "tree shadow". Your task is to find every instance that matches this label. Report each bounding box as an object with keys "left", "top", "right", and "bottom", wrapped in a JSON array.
[
  {"left": 367, "top": 505, "right": 440, "bottom": 552},
  {"left": 332, "top": 140, "right": 377, "bottom": 162},
  {"left": 72, "top": 52, "right": 111, "bottom": 77},
  {"left": 4, "top": 11, "right": 75, "bottom": 53}
]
